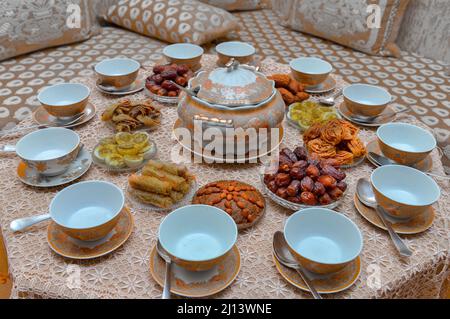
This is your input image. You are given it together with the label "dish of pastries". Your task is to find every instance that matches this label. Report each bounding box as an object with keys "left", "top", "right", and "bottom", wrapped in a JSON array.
[
  {"left": 303, "top": 119, "right": 367, "bottom": 166},
  {"left": 263, "top": 146, "right": 347, "bottom": 208},
  {"left": 128, "top": 160, "right": 195, "bottom": 209},
  {"left": 92, "top": 132, "right": 156, "bottom": 171},
  {"left": 145, "top": 63, "right": 194, "bottom": 98},
  {"left": 288, "top": 100, "right": 339, "bottom": 131},
  {"left": 192, "top": 180, "right": 265, "bottom": 229},
  {"left": 267, "top": 73, "right": 309, "bottom": 105},
  {"left": 101, "top": 99, "right": 161, "bottom": 132}
]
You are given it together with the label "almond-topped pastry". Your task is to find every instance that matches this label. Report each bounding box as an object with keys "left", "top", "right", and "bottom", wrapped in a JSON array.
[{"left": 192, "top": 180, "right": 265, "bottom": 229}]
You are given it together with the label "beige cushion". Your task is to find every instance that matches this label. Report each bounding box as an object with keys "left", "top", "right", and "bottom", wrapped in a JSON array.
[
  {"left": 198, "top": 0, "right": 271, "bottom": 11},
  {"left": 104, "top": 0, "right": 240, "bottom": 45},
  {"left": 0, "top": 0, "right": 100, "bottom": 61},
  {"left": 272, "top": 0, "right": 410, "bottom": 57}
]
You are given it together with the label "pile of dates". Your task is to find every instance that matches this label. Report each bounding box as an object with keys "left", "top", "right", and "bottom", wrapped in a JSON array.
[
  {"left": 264, "top": 146, "right": 347, "bottom": 206},
  {"left": 145, "top": 64, "right": 194, "bottom": 98}
]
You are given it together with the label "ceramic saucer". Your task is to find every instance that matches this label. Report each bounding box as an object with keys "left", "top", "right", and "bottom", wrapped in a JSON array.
[
  {"left": 47, "top": 207, "right": 134, "bottom": 259},
  {"left": 96, "top": 77, "right": 145, "bottom": 95},
  {"left": 304, "top": 76, "right": 337, "bottom": 94},
  {"left": 149, "top": 245, "right": 241, "bottom": 298},
  {"left": 337, "top": 102, "right": 396, "bottom": 127},
  {"left": 172, "top": 119, "right": 284, "bottom": 164},
  {"left": 274, "top": 255, "right": 361, "bottom": 294},
  {"left": 366, "top": 139, "right": 433, "bottom": 172},
  {"left": 17, "top": 146, "right": 92, "bottom": 188},
  {"left": 353, "top": 194, "right": 434, "bottom": 234},
  {"left": 33, "top": 103, "right": 96, "bottom": 129}
]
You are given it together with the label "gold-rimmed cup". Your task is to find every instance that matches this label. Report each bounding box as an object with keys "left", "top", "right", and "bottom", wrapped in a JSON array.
[
  {"left": 158, "top": 205, "right": 237, "bottom": 272},
  {"left": 163, "top": 43, "right": 204, "bottom": 70},
  {"left": 49, "top": 181, "right": 125, "bottom": 241},
  {"left": 376, "top": 122, "right": 436, "bottom": 166},
  {"left": 370, "top": 165, "right": 440, "bottom": 219},
  {"left": 284, "top": 208, "right": 363, "bottom": 275},
  {"left": 38, "top": 83, "right": 90, "bottom": 118},
  {"left": 289, "top": 57, "right": 332, "bottom": 87},
  {"left": 216, "top": 41, "right": 256, "bottom": 66},
  {"left": 343, "top": 84, "right": 391, "bottom": 117},
  {"left": 94, "top": 58, "right": 140, "bottom": 89}
]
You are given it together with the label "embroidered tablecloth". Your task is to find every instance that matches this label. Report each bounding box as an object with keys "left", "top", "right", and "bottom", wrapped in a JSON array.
[{"left": 0, "top": 56, "right": 448, "bottom": 299}]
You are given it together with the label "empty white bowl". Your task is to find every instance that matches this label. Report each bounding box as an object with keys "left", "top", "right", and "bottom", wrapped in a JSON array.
[
  {"left": 377, "top": 122, "right": 436, "bottom": 165},
  {"left": 94, "top": 58, "right": 140, "bottom": 89},
  {"left": 163, "top": 43, "right": 204, "bottom": 70},
  {"left": 371, "top": 165, "right": 440, "bottom": 219},
  {"left": 38, "top": 83, "right": 90, "bottom": 118},
  {"left": 159, "top": 204, "right": 237, "bottom": 271},
  {"left": 343, "top": 84, "right": 391, "bottom": 116},
  {"left": 15, "top": 127, "right": 81, "bottom": 176},
  {"left": 50, "top": 181, "right": 125, "bottom": 241},
  {"left": 216, "top": 41, "right": 256, "bottom": 66},
  {"left": 290, "top": 57, "right": 333, "bottom": 87},
  {"left": 284, "top": 208, "right": 363, "bottom": 274}
]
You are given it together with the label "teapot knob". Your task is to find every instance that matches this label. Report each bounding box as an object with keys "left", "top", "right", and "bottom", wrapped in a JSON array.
[{"left": 225, "top": 58, "right": 240, "bottom": 72}]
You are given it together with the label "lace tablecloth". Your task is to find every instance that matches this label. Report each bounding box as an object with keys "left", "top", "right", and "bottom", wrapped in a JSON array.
[{"left": 1, "top": 56, "right": 449, "bottom": 299}]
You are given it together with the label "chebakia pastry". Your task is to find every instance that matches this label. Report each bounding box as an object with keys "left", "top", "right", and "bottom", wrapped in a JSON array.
[{"left": 303, "top": 119, "right": 366, "bottom": 165}]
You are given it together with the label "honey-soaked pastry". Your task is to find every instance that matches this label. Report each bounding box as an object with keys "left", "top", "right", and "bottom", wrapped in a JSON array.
[
  {"left": 132, "top": 189, "right": 174, "bottom": 208},
  {"left": 334, "top": 150, "right": 354, "bottom": 165},
  {"left": 128, "top": 174, "right": 172, "bottom": 195},
  {"left": 320, "top": 119, "right": 343, "bottom": 145},
  {"left": 192, "top": 180, "right": 265, "bottom": 229},
  {"left": 347, "top": 138, "right": 367, "bottom": 157},
  {"left": 307, "top": 139, "right": 336, "bottom": 158},
  {"left": 339, "top": 120, "right": 359, "bottom": 140},
  {"left": 303, "top": 122, "right": 323, "bottom": 143}
]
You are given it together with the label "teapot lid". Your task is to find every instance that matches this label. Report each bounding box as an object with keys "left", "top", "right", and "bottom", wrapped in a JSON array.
[{"left": 191, "top": 60, "right": 274, "bottom": 106}]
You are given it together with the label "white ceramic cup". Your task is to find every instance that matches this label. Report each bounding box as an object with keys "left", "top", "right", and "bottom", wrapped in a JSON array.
[
  {"left": 216, "top": 41, "right": 256, "bottom": 66},
  {"left": 343, "top": 84, "right": 392, "bottom": 117},
  {"left": 159, "top": 204, "right": 237, "bottom": 271},
  {"left": 15, "top": 127, "right": 81, "bottom": 176},
  {"left": 284, "top": 208, "right": 363, "bottom": 275},
  {"left": 38, "top": 83, "right": 90, "bottom": 118},
  {"left": 163, "top": 43, "right": 204, "bottom": 70},
  {"left": 94, "top": 58, "right": 140, "bottom": 89},
  {"left": 290, "top": 57, "right": 332, "bottom": 87}
]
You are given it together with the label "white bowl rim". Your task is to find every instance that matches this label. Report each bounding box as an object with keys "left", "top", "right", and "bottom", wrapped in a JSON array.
[
  {"left": 284, "top": 208, "right": 363, "bottom": 265},
  {"left": 158, "top": 204, "right": 238, "bottom": 262},
  {"left": 343, "top": 84, "right": 391, "bottom": 106},
  {"left": 370, "top": 164, "right": 441, "bottom": 207},
  {"left": 289, "top": 57, "right": 333, "bottom": 75},
  {"left": 49, "top": 180, "right": 125, "bottom": 229},
  {"left": 216, "top": 41, "right": 256, "bottom": 57},
  {"left": 94, "top": 58, "right": 140, "bottom": 76},
  {"left": 377, "top": 122, "right": 437, "bottom": 153},
  {"left": 37, "top": 83, "right": 90, "bottom": 106},
  {"left": 15, "top": 127, "right": 80, "bottom": 162},
  {"left": 163, "top": 43, "right": 204, "bottom": 59}
]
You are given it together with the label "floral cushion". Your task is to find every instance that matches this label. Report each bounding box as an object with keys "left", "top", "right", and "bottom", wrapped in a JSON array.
[
  {"left": 0, "top": 0, "right": 100, "bottom": 61},
  {"left": 103, "top": 0, "right": 240, "bottom": 45},
  {"left": 272, "top": 0, "right": 410, "bottom": 57}
]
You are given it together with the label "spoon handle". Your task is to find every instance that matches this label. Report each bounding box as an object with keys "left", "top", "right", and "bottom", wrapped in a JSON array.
[
  {"left": 10, "top": 214, "right": 51, "bottom": 232},
  {"left": 162, "top": 261, "right": 172, "bottom": 299},
  {"left": 0, "top": 145, "right": 16, "bottom": 153},
  {"left": 294, "top": 267, "right": 322, "bottom": 299},
  {"left": 426, "top": 172, "right": 450, "bottom": 180},
  {"left": 375, "top": 206, "right": 412, "bottom": 257}
]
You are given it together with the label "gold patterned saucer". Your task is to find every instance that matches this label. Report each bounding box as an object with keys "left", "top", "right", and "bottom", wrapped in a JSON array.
[
  {"left": 17, "top": 146, "right": 92, "bottom": 188},
  {"left": 96, "top": 77, "right": 145, "bottom": 96},
  {"left": 337, "top": 102, "right": 396, "bottom": 127},
  {"left": 353, "top": 195, "right": 434, "bottom": 234},
  {"left": 304, "top": 76, "right": 336, "bottom": 94},
  {"left": 47, "top": 207, "right": 133, "bottom": 260},
  {"left": 274, "top": 255, "right": 361, "bottom": 294},
  {"left": 366, "top": 139, "right": 433, "bottom": 172},
  {"left": 149, "top": 245, "right": 241, "bottom": 298},
  {"left": 33, "top": 103, "right": 96, "bottom": 129}
]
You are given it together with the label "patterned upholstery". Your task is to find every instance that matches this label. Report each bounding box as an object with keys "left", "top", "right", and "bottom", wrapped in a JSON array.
[{"left": 0, "top": 10, "right": 448, "bottom": 172}]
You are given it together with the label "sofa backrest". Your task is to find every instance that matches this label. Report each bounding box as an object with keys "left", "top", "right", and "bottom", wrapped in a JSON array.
[{"left": 396, "top": 0, "right": 449, "bottom": 64}]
